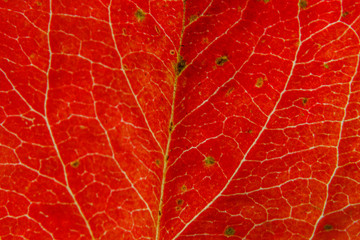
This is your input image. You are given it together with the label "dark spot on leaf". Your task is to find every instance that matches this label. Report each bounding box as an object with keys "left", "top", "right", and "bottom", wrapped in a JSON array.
[
  {"left": 189, "top": 15, "right": 198, "bottom": 23},
  {"left": 123, "top": 64, "right": 128, "bottom": 70},
  {"left": 176, "top": 199, "right": 184, "bottom": 205},
  {"left": 175, "top": 206, "right": 181, "bottom": 211},
  {"left": 215, "top": 56, "right": 228, "bottom": 66},
  {"left": 170, "top": 50, "right": 175, "bottom": 55},
  {"left": 224, "top": 227, "right": 235, "bottom": 236},
  {"left": 158, "top": 210, "right": 162, "bottom": 216},
  {"left": 135, "top": 9, "right": 146, "bottom": 22},
  {"left": 154, "top": 25, "right": 161, "bottom": 34},
  {"left": 204, "top": 156, "right": 215, "bottom": 166},
  {"left": 70, "top": 160, "right": 80, "bottom": 168},
  {"left": 324, "top": 224, "right": 333, "bottom": 231},
  {"left": 122, "top": 28, "right": 127, "bottom": 36},
  {"left": 201, "top": 37, "right": 209, "bottom": 44},
  {"left": 342, "top": 11, "right": 349, "bottom": 17},
  {"left": 255, "top": 77, "right": 264, "bottom": 88},
  {"left": 175, "top": 56, "right": 186, "bottom": 75},
  {"left": 324, "top": 63, "right": 329, "bottom": 69},
  {"left": 302, "top": 98, "right": 308, "bottom": 105},
  {"left": 155, "top": 159, "right": 161, "bottom": 167},
  {"left": 181, "top": 185, "right": 187, "bottom": 192},
  {"left": 248, "top": 129, "right": 253, "bottom": 133},
  {"left": 299, "top": 0, "right": 308, "bottom": 9},
  {"left": 169, "top": 121, "right": 174, "bottom": 133},
  {"left": 263, "top": 0, "right": 270, "bottom": 3},
  {"left": 225, "top": 87, "right": 235, "bottom": 97}
]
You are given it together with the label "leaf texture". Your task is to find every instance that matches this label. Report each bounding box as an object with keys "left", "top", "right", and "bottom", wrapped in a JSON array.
[{"left": 1, "top": 0, "right": 360, "bottom": 239}]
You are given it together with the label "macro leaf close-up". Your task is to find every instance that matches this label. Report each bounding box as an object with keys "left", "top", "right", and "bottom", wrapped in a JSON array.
[{"left": 1, "top": 0, "right": 360, "bottom": 239}]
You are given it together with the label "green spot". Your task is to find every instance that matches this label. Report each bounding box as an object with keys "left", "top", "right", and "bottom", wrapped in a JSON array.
[
  {"left": 263, "top": 0, "right": 270, "bottom": 3},
  {"left": 302, "top": 98, "right": 308, "bottom": 105},
  {"left": 224, "top": 227, "right": 235, "bottom": 236},
  {"left": 70, "top": 160, "right": 80, "bottom": 168},
  {"left": 324, "top": 63, "right": 329, "bottom": 69},
  {"left": 255, "top": 77, "right": 264, "bottom": 88},
  {"left": 135, "top": 9, "right": 146, "bottom": 22},
  {"left": 248, "top": 129, "right": 253, "bottom": 133},
  {"left": 215, "top": 56, "right": 228, "bottom": 66},
  {"left": 204, "top": 156, "right": 215, "bottom": 166},
  {"left": 189, "top": 15, "right": 198, "bottom": 23},
  {"left": 324, "top": 224, "right": 333, "bottom": 231},
  {"left": 175, "top": 56, "right": 186, "bottom": 75},
  {"left": 181, "top": 185, "right": 187, "bottom": 192},
  {"left": 299, "top": 0, "right": 308, "bottom": 9},
  {"left": 342, "top": 11, "right": 349, "bottom": 17}
]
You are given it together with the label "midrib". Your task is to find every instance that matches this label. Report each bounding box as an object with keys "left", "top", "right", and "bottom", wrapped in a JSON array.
[{"left": 155, "top": 1, "right": 187, "bottom": 239}]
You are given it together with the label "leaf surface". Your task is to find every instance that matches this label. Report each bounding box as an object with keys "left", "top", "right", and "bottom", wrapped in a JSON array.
[{"left": 1, "top": 0, "right": 360, "bottom": 239}]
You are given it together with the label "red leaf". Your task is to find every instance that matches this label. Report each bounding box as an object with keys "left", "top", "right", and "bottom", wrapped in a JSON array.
[{"left": 1, "top": 0, "right": 360, "bottom": 239}]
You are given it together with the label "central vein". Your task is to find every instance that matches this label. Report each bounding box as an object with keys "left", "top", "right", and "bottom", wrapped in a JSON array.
[{"left": 155, "top": 2, "right": 187, "bottom": 239}]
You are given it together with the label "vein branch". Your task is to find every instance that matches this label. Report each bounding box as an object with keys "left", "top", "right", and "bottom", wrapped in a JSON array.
[
  {"left": 44, "top": 1, "right": 95, "bottom": 238},
  {"left": 172, "top": 5, "right": 304, "bottom": 239}
]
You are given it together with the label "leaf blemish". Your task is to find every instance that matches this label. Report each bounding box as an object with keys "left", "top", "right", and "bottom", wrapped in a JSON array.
[
  {"left": 189, "top": 15, "right": 198, "bottom": 23},
  {"left": 342, "top": 11, "right": 349, "bottom": 17},
  {"left": 70, "top": 160, "right": 80, "bottom": 168},
  {"left": 224, "top": 227, "right": 235, "bottom": 236},
  {"left": 324, "top": 63, "right": 329, "bottom": 69},
  {"left": 255, "top": 77, "right": 265, "bottom": 88},
  {"left": 324, "top": 224, "right": 333, "bottom": 231},
  {"left": 302, "top": 98, "right": 308, "bottom": 105},
  {"left": 122, "top": 28, "right": 127, "bottom": 36},
  {"left": 201, "top": 37, "right": 209, "bottom": 44},
  {"left": 204, "top": 156, "right": 215, "bottom": 166},
  {"left": 175, "top": 56, "right": 186, "bottom": 75},
  {"left": 169, "top": 121, "right": 174, "bottom": 133},
  {"left": 135, "top": 9, "right": 146, "bottom": 22},
  {"left": 181, "top": 185, "right": 187, "bottom": 192},
  {"left": 299, "top": 0, "right": 308, "bottom": 9},
  {"left": 154, "top": 25, "right": 161, "bottom": 34},
  {"left": 225, "top": 87, "right": 235, "bottom": 97},
  {"left": 175, "top": 199, "right": 184, "bottom": 211},
  {"left": 215, "top": 56, "right": 228, "bottom": 66}
]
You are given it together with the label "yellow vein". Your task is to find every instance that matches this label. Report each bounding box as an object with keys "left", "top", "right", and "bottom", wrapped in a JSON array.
[
  {"left": 44, "top": 1, "right": 95, "bottom": 239},
  {"left": 108, "top": 1, "right": 164, "bottom": 155},
  {"left": 310, "top": 17, "right": 360, "bottom": 239},
  {"left": 172, "top": 4, "right": 303, "bottom": 239},
  {"left": 155, "top": 1, "right": 187, "bottom": 239}
]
